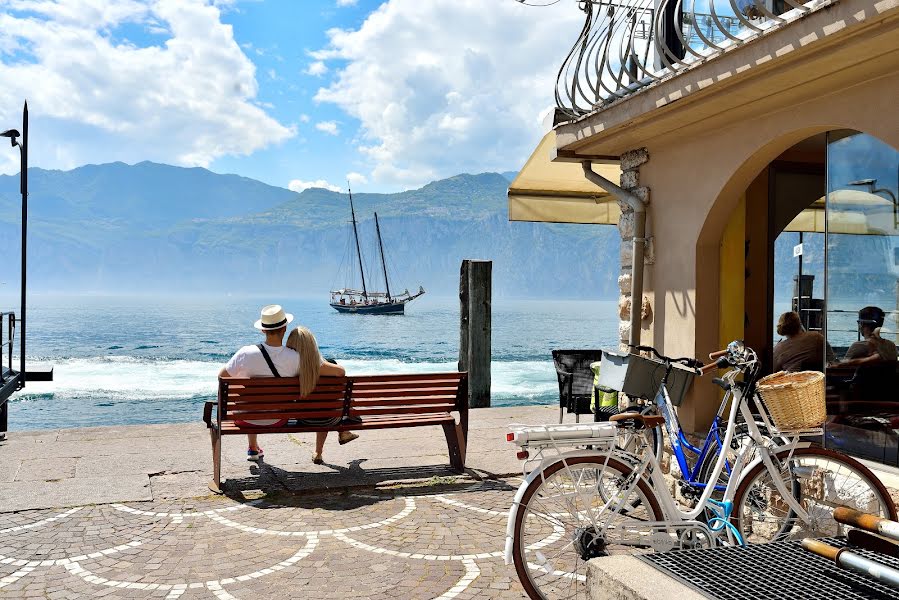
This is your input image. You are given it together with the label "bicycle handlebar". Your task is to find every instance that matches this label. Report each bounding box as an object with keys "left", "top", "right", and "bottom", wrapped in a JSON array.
[
  {"left": 633, "top": 345, "right": 703, "bottom": 369},
  {"left": 699, "top": 361, "right": 720, "bottom": 376},
  {"left": 709, "top": 350, "right": 728, "bottom": 360}
]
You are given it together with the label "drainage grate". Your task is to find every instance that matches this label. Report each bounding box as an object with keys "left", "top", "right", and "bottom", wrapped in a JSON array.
[{"left": 638, "top": 538, "right": 899, "bottom": 600}]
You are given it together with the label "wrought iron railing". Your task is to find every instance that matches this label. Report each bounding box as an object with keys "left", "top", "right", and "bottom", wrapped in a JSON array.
[
  {"left": 0, "top": 312, "right": 17, "bottom": 384},
  {"left": 554, "top": 0, "right": 818, "bottom": 118}
]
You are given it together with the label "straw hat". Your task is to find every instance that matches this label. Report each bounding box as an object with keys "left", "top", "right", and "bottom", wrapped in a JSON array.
[{"left": 254, "top": 304, "right": 294, "bottom": 331}]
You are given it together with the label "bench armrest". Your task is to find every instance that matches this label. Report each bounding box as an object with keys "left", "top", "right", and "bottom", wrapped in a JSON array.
[{"left": 203, "top": 401, "right": 215, "bottom": 428}]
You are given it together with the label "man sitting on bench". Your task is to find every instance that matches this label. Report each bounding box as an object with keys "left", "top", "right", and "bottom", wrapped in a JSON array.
[{"left": 219, "top": 304, "right": 357, "bottom": 463}]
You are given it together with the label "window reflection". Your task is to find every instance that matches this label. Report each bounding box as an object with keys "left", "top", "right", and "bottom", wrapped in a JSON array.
[{"left": 824, "top": 131, "right": 899, "bottom": 466}]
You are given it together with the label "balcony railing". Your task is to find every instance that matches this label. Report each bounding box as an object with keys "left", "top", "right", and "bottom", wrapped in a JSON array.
[{"left": 555, "top": 0, "right": 823, "bottom": 118}]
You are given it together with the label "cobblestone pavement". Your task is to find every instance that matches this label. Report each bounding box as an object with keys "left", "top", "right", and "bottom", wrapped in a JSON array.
[{"left": 0, "top": 478, "right": 536, "bottom": 599}]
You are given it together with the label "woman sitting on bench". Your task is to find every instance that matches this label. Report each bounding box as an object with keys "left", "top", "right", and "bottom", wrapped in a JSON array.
[{"left": 286, "top": 326, "right": 358, "bottom": 464}]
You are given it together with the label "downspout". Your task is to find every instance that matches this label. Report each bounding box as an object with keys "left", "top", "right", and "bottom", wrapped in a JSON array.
[{"left": 582, "top": 161, "right": 647, "bottom": 349}]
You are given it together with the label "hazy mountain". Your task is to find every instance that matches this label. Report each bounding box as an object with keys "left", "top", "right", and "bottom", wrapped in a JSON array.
[{"left": 0, "top": 162, "right": 621, "bottom": 299}]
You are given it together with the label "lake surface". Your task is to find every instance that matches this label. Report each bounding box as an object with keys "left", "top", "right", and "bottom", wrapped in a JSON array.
[{"left": 3, "top": 295, "right": 619, "bottom": 430}]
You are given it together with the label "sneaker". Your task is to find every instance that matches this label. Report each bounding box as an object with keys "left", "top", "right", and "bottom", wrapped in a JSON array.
[
  {"left": 338, "top": 431, "right": 359, "bottom": 445},
  {"left": 247, "top": 448, "right": 264, "bottom": 462},
  {"left": 311, "top": 452, "right": 324, "bottom": 465}
]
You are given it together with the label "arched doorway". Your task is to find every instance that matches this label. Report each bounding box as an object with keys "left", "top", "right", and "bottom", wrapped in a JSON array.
[{"left": 715, "top": 130, "right": 899, "bottom": 465}]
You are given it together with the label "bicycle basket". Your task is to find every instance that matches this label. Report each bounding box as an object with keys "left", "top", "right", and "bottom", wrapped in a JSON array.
[
  {"left": 755, "top": 370, "right": 826, "bottom": 430},
  {"left": 598, "top": 350, "right": 696, "bottom": 406}
]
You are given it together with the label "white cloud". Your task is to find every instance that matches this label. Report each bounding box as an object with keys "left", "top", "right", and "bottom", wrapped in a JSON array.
[
  {"left": 313, "top": 0, "right": 582, "bottom": 187},
  {"left": 336, "top": 0, "right": 357, "bottom": 6},
  {"left": 346, "top": 171, "right": 368, "bottom": 186},
  {"left": 299, "top": 113, "right": 311, "bottom": 123},
  {"left": 315, "top": 120, "right": 340, "bottom": 136},
  {"left": 0, "top": 0, "right": 293, "bottom": 173},
  {"left": 305, "top": 61, "right": 328, "bottom": 76},
  {"left": 288, "top": 178, "right": 341, "bottom": 193}
]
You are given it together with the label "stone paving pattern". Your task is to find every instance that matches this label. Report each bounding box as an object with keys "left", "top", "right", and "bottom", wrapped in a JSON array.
[
  {"left": 0, "top": 406, "right": 567, "bottom": 598},
  {"left": 0, "top": 479, "right": 530, "bottom": 599}
]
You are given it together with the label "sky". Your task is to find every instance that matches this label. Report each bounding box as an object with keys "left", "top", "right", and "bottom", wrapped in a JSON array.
[{"left": 0, "top": 0, "right": 583, "bottom": 193}]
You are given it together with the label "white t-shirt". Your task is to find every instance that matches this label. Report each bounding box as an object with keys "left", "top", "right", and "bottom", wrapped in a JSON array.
[
  {"left": 225, "top": 344, "right": 300, "bottom": 378},
  {"left": 225, "top": 344, "right": 300, "bottom": 426}
]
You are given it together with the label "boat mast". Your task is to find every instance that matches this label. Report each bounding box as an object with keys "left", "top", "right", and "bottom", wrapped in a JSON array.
[
  {"left": 374, "top": 212, "right": 392, "bottom": 301},
  {"left": 348, "top": 185, "right": 368, "bottom": 299}
]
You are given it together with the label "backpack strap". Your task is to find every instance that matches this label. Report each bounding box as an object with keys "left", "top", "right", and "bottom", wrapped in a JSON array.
[{"left": 256, "top": 344, "right": 281, "bottom": 378}]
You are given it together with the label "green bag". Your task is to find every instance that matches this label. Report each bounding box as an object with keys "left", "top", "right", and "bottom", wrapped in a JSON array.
[{"left": 590, "top": 361, "right": 618, "bottom": 412}]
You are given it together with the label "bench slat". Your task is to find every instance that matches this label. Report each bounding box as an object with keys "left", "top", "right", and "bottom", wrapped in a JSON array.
[
  {"left": 228, "top": 392, "right": 345, "bottom": 403},
  {"left": 225, "top": 410, "right": 342, "bottom": 421},
  {"left": 223, "top": 376, "right": 346, "bottom": 388},
  {"left": 350, "top": 396, "right": 456, "bottom": 410},
  {"left": 228, "top": 402, "right": 343, "bottom": 416},
  {"left": 350, "top": 405, "right": 456, "bottom": 416},
  {"left": 350, "top": 387, "right": 461, "bottom": 398},
  {"left": 349, "top": 373, "right": 464, "bottom": 383},
  {"left": 350, "top": 393, "right": 456, "bottom": 404},
  {"left": 218, "top": 412, "right": 453, "bottom": 433},
  {"left": 351, "top": 379, "right": 462, "bottom": 390},
  {"left": 229, "top": 384, "right": 345, "bottom": 393}
]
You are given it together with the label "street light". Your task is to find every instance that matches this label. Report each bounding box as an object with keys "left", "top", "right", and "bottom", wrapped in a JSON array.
[
  {"left": 0, "top": 102, "right": 27, "bottom": 440},
  {"left": 849, "top": 178, "right": 898, "bottom": 230}
]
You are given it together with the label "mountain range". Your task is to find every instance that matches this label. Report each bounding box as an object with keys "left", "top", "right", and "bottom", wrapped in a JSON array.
[{"left": 0, "top": 162, "right": 622, "bottom": 299}]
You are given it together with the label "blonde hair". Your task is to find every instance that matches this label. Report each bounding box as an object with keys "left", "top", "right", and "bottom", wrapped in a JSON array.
[{"left": 285, "top": 326, "right": 322, "bottom": 396}]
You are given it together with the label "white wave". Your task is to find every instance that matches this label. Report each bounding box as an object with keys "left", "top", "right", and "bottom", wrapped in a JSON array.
[{"left": 14, "top": 356, "right": 558, "bottom": 404}]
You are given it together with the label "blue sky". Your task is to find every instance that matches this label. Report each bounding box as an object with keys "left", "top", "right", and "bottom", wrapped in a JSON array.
[{"left": 0, "top": 0, "right": 582, "bottom": 192}]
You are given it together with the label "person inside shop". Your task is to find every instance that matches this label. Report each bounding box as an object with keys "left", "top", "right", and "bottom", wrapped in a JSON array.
[
  {"left": 844, "top": 306, "right": 898, "bottom": 364},
  {"left": 773, "top": 311, "right": 834, "bottom": 372}
]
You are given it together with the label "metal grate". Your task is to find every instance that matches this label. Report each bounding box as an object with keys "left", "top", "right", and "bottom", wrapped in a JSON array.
[{"left": 639, "top": 538, "right": 899, "bottom": 600}]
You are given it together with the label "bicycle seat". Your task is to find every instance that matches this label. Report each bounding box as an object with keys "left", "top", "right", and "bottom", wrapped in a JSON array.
[{"left": 609, "top": 412, "right": 665, "bottom": 430}]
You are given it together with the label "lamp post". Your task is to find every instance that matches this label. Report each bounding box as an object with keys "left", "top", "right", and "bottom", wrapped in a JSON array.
[
  {"left": 0, "top": 102, "right": 27, "bottom": 439},
  {"left": 849, "top": 178, "right": 898, "bottom": 229}
]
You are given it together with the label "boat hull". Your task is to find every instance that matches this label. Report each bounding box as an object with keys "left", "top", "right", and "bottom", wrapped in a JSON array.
[{"left": 330, "top": 302, "right": 405, "bottom": 315}]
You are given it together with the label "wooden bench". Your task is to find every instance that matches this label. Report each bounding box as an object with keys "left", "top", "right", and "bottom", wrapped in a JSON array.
[{"left": 203, "top": 372, "right": 469, "bottom": 492}]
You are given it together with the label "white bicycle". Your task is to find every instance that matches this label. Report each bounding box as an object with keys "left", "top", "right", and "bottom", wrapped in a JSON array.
[{"left": 504, "top": 341, "right": 897, "bottom": 600}]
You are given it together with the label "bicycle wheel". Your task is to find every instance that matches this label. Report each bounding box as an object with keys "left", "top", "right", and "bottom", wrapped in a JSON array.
[
  {"left": 732, "top": 446, "right": 897, "bottom": 544},
  {"left": 511, "top": 455, "right": 662, "bottom": 600}
]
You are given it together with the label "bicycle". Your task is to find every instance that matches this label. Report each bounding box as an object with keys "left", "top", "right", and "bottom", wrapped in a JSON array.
[{"left": 505, "top": 341, "right": 897, "bottom": 600}]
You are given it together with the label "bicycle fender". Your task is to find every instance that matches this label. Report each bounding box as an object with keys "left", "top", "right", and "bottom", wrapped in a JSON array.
[{"left": 504, "top": 449, "right": 613, "bottom": 565}]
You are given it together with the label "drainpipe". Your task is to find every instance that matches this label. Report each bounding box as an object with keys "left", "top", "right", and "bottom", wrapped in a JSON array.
[{"left": 582, "top": 161, "right": 647, "bottom": 349}]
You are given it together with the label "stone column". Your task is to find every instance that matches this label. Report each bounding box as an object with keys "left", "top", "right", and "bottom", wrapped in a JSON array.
[{"left": 616, "top": 148, "right": 653, "bottom": 353}]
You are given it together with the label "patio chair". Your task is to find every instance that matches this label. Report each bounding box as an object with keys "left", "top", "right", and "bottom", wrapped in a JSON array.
[{"left": 551, "top": 349, "right": 607, "bottom": 424}]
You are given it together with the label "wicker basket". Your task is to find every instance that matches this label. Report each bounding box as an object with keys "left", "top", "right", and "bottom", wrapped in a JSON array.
[{"left": 755, "top": 370, "right": 826, "bottom": 431}]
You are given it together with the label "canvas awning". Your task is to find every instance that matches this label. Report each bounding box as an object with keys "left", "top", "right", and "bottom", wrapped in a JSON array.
[
  {"left": 784, "top": 189, "right": 898, "bottom": 235},
  {"left": 508, "top": 130, "right": 622, "bottom": 225}
]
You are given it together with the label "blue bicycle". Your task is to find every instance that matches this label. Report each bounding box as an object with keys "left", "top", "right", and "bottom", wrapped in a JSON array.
[{"left": 621, "top": 344, "right": 784, "bottom": 501}]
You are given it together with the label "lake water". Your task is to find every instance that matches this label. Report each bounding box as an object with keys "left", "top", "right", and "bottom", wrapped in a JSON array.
[{"left": 3, "top": 295, "right": 620, "bottom": 430}]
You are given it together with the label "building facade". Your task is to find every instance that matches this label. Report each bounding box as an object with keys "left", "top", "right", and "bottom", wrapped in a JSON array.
[{"left": 513, "top": 0, "right": 899, "bottom": 463}]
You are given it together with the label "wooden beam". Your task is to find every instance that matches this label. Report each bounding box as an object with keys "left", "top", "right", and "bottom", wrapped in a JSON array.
[{"left": 466, "top": 260, "right": 492, "bottom": 409}]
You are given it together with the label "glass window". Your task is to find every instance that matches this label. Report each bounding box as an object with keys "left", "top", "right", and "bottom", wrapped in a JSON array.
[{"left": 824, "top": 131, "right": 899, "bottom": 465}]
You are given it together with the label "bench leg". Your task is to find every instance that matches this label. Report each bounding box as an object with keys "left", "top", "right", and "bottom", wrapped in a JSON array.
[
  {"left": 209, "top": 428, "right": 223, "bottom": 494},
  {"left": 442, "top": 421, "right": 465, "bottom": 473}
]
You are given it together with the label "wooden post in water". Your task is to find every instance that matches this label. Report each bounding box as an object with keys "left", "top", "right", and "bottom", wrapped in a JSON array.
[{"left": 459, "top": 259, "right": 491, "bottom": 408}]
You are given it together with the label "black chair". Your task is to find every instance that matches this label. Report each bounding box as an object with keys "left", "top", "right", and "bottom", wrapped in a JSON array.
[{"left": 552, "top": 349, "right": 607, "bottom": 423}]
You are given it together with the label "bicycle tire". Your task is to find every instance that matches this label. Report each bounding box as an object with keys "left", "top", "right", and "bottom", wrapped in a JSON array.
[
  {"left": 511, "top": 455, "right": 662, "bottom": 600},
  {"left": 732, "top": 446, "right": 897, "bottom": 544}
]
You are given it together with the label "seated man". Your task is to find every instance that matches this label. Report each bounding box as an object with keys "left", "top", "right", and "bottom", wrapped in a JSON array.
[{"left": 219, "top": 304, "right": 298, "bottom": 461}]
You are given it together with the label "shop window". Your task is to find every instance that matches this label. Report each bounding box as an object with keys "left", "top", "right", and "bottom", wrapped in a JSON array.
[{"left": 824, "top": 131, "right": 899, "bottom": 465}]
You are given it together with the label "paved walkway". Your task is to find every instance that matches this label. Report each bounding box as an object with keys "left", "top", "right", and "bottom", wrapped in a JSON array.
[
  {"left": 0, "top": 405, "right": 568, "bottom": 599},
  {"left": 0, "top": 478, "right": 531, "bottom": 599}
]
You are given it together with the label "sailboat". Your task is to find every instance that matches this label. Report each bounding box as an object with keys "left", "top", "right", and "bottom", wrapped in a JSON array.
[{"left": 329, "top": 187, "right": 425, "bottom": 314}]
